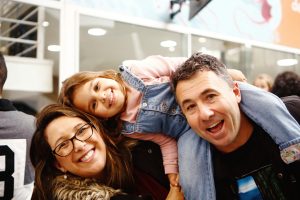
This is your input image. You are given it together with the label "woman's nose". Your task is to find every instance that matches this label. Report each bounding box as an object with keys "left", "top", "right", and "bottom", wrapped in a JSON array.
[{"left": 73, "top": 139, "right": 86, "bottom": 152}]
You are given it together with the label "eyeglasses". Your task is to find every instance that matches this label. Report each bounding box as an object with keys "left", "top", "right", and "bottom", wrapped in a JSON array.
[{"left": 52, "top": 122, "right": 94, "bottom": 157}]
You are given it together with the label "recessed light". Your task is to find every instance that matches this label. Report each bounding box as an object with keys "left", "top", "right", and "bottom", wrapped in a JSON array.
[
  {"left": 47, "top": 45, "right": 60, "bottom": 52},
  {"left": 88, "top": 28, "right": 107, "bottom": 36},
  {"left": 198, "top": 37, "right": 206, "bottom": 43},
  {"left": 42, "top": 21, "right": 49, "bottom": 27},
  {"left": 277, "top": 59, "right": 298, "bottom": 66},
  {"left": 160, "top": 40, "right": 177, "bottom": 48}
]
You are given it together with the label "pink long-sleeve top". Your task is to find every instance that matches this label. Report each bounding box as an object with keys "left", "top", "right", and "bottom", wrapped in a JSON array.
[{"left": 121, "top": 55, "right": 187, "bottom": 174}]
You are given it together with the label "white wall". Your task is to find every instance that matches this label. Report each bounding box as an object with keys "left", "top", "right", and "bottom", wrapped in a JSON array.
[{"left": 3, "top": 56, "right": 53, "bottom": 92}]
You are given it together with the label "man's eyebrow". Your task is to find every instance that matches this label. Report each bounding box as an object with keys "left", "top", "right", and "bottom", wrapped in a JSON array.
[
  {"left": 180, "top": 88, "right": 215, "bottom": 107},
  {"left": 201, "top": 88, "right": 215, "bottom": 96}
]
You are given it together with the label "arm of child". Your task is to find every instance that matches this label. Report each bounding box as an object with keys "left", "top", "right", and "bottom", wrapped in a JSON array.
[
  {"left": 238, "top": 81, "right": 300, "bottom": 164},
  {"left": 126, "top": 132, "right": 180, "bottom": 187},
  {"left": 122, "top": 55, "right": 186, "bottom": 80}
]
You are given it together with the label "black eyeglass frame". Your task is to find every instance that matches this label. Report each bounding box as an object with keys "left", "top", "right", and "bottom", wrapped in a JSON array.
[{"left": 52, "top": 122, "right": 94, "bottom": 157}]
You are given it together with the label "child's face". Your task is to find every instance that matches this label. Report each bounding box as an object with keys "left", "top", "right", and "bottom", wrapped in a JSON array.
[
  {"left": 73, "top": 77, "right": 126, "bottom": 118},
  {"left": 253, "top": 79, "right": 270, "bottom": 91}
]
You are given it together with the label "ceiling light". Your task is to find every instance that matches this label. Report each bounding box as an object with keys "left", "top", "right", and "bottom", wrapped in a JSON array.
[
  {"left": 88, "top": 28, "right": 107, "bottom": 36},
  {"left": 160, "top": 40, "right": 177, "bottom": 48},
  {"left": 198, "top": 37, "right": 206, "bottom": 43},
  {"left": 42, "top": 21, "right": 49, "bottom": 27},
  {"left": 277, "top": 59, "right": 298, "bottom": 66},
  {"left": 47, "top": 45, "right": 60, "bottom": 52}
]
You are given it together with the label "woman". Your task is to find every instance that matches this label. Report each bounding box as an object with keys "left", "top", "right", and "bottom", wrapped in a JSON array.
[{"left": 30, "top": 104, "right": 182, "bottom": 200}]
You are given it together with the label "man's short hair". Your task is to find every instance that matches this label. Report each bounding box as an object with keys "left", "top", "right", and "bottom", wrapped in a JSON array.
[
  {"left": 0, "top": 52, "right": 8, "bottom": 92},
  {"left": 172, "top": 52, "right": 233, "bottom": 90}
]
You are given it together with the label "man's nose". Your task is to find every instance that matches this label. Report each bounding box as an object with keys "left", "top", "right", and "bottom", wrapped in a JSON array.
[{"left": 198, "top": 105, "right": 214, "bottom": 121}]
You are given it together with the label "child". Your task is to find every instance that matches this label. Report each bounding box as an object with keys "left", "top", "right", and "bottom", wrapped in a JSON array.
[
  {"left": 253, "top": 73, "right": 273, "bottom": 91},
  {"left": 58, "top": 55, "right": 300, "bottom": 199}
]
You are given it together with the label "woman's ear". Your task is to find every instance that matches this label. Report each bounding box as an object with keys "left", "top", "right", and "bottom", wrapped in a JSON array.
[{"left": 54, "top": 161, "right": 67, "bottom": 173}]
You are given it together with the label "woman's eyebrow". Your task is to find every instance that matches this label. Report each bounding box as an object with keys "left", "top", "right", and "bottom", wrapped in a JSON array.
[
  {"left": 54, "top": 123, "right": 84, "bottom": 146},
  {"left": 73, "top": 122, "right": 84, "bottom": 132}
]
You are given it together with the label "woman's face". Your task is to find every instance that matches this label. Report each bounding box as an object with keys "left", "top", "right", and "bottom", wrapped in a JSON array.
[
  {"left": 73, "top": 77, "right": 126, "bottom": 118},
  {"left": 45, "top": 116, "right": 107, "bottom": 178}
]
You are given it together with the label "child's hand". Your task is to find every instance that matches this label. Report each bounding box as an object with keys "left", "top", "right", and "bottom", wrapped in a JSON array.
[
  {"left": 166, "top": 185, "right": 184, "bottom": 200},
  {"left": 168, "top": 173, "right": 180, "bottom": 187},
  {"left": 227, "top": 69, "right": 247, "bottom": 82}
]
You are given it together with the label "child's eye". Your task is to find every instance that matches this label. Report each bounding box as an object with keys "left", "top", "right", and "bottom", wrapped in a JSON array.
[
  {"left": 92, "top": 101, "right": 97, "bottom": 110},
  {"left": 94, "top": 83, "right": 100, "bottom": 91}
]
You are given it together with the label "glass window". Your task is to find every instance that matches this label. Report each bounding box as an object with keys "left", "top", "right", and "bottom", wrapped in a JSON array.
[
  {"left": 191, "top": 35, "right": 299, "bottom": 84},
  {"left": 1, "top": 1, "right": 60, "bottom": 113},
  {"left": 191, "top": 35, "right": 244, "bottom": 71},
  {"left": 79, "top": 14, "right": 188, "bottom": 71},
  {"left": 248, "top": 47, "right": 299, "bottom": 83}
]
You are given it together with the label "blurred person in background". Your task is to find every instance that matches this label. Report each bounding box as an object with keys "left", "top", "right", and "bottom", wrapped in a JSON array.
[
  {"left": 272, "top": 71, "right": 300, "bottom": 124},
  {"left": 271, "top": 71, "right": 300, "bottom": 97},
  {"left": 0, "top": 52, "right": 35, "bottom": 200},
  {"left": 253, "top": 73, "right": 273, "bottom": 91}
]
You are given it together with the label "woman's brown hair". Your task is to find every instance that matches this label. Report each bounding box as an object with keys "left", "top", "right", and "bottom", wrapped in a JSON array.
[{"left": 30, "top": 104, "right": 135, "bottom": 200}]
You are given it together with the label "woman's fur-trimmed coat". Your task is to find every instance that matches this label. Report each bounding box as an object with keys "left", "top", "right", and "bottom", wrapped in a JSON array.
[{"left": 51, "top": 175, "right": 122, "bottom": 200}]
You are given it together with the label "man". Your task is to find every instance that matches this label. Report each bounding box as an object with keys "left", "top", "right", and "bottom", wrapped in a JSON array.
[
  {"left": 0, "top": 52, "right": 35, "bottom": 200},
  {"left": 172, "top": 52, "right": 300, "bottom": 199}
]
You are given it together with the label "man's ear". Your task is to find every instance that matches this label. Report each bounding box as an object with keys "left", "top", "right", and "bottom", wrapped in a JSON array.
[
  {"left": 54, "top": 161, "right": 66, "bottom": 173},
  {"left": 232, "top": 82, "right": 241, "bottom": 103}
]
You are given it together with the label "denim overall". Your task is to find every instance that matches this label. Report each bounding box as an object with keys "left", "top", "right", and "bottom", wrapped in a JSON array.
[{"left": 120, "top": 65, "right": 300, "bottom": 200}]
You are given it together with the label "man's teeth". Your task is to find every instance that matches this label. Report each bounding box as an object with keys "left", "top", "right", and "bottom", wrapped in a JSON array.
[
  {"left": 81, "top": 150, "right": 94, "bottom": 162},
  {"left": 208, "top": 121, "right": 221, "bottom": 129}
]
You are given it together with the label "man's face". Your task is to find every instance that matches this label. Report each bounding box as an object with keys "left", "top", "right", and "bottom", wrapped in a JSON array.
[{"left": 176, "top": 70, "right": 242, "bottom": 152}]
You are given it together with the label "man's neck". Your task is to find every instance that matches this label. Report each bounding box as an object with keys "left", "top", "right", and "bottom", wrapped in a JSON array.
[{"left": 218, "top": 112, "right": 254, "bottom": 153}]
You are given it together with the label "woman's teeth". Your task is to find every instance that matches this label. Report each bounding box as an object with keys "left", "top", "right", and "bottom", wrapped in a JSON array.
[{"left": 80, "top": 150, "right": 94, "bottom": 162}]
